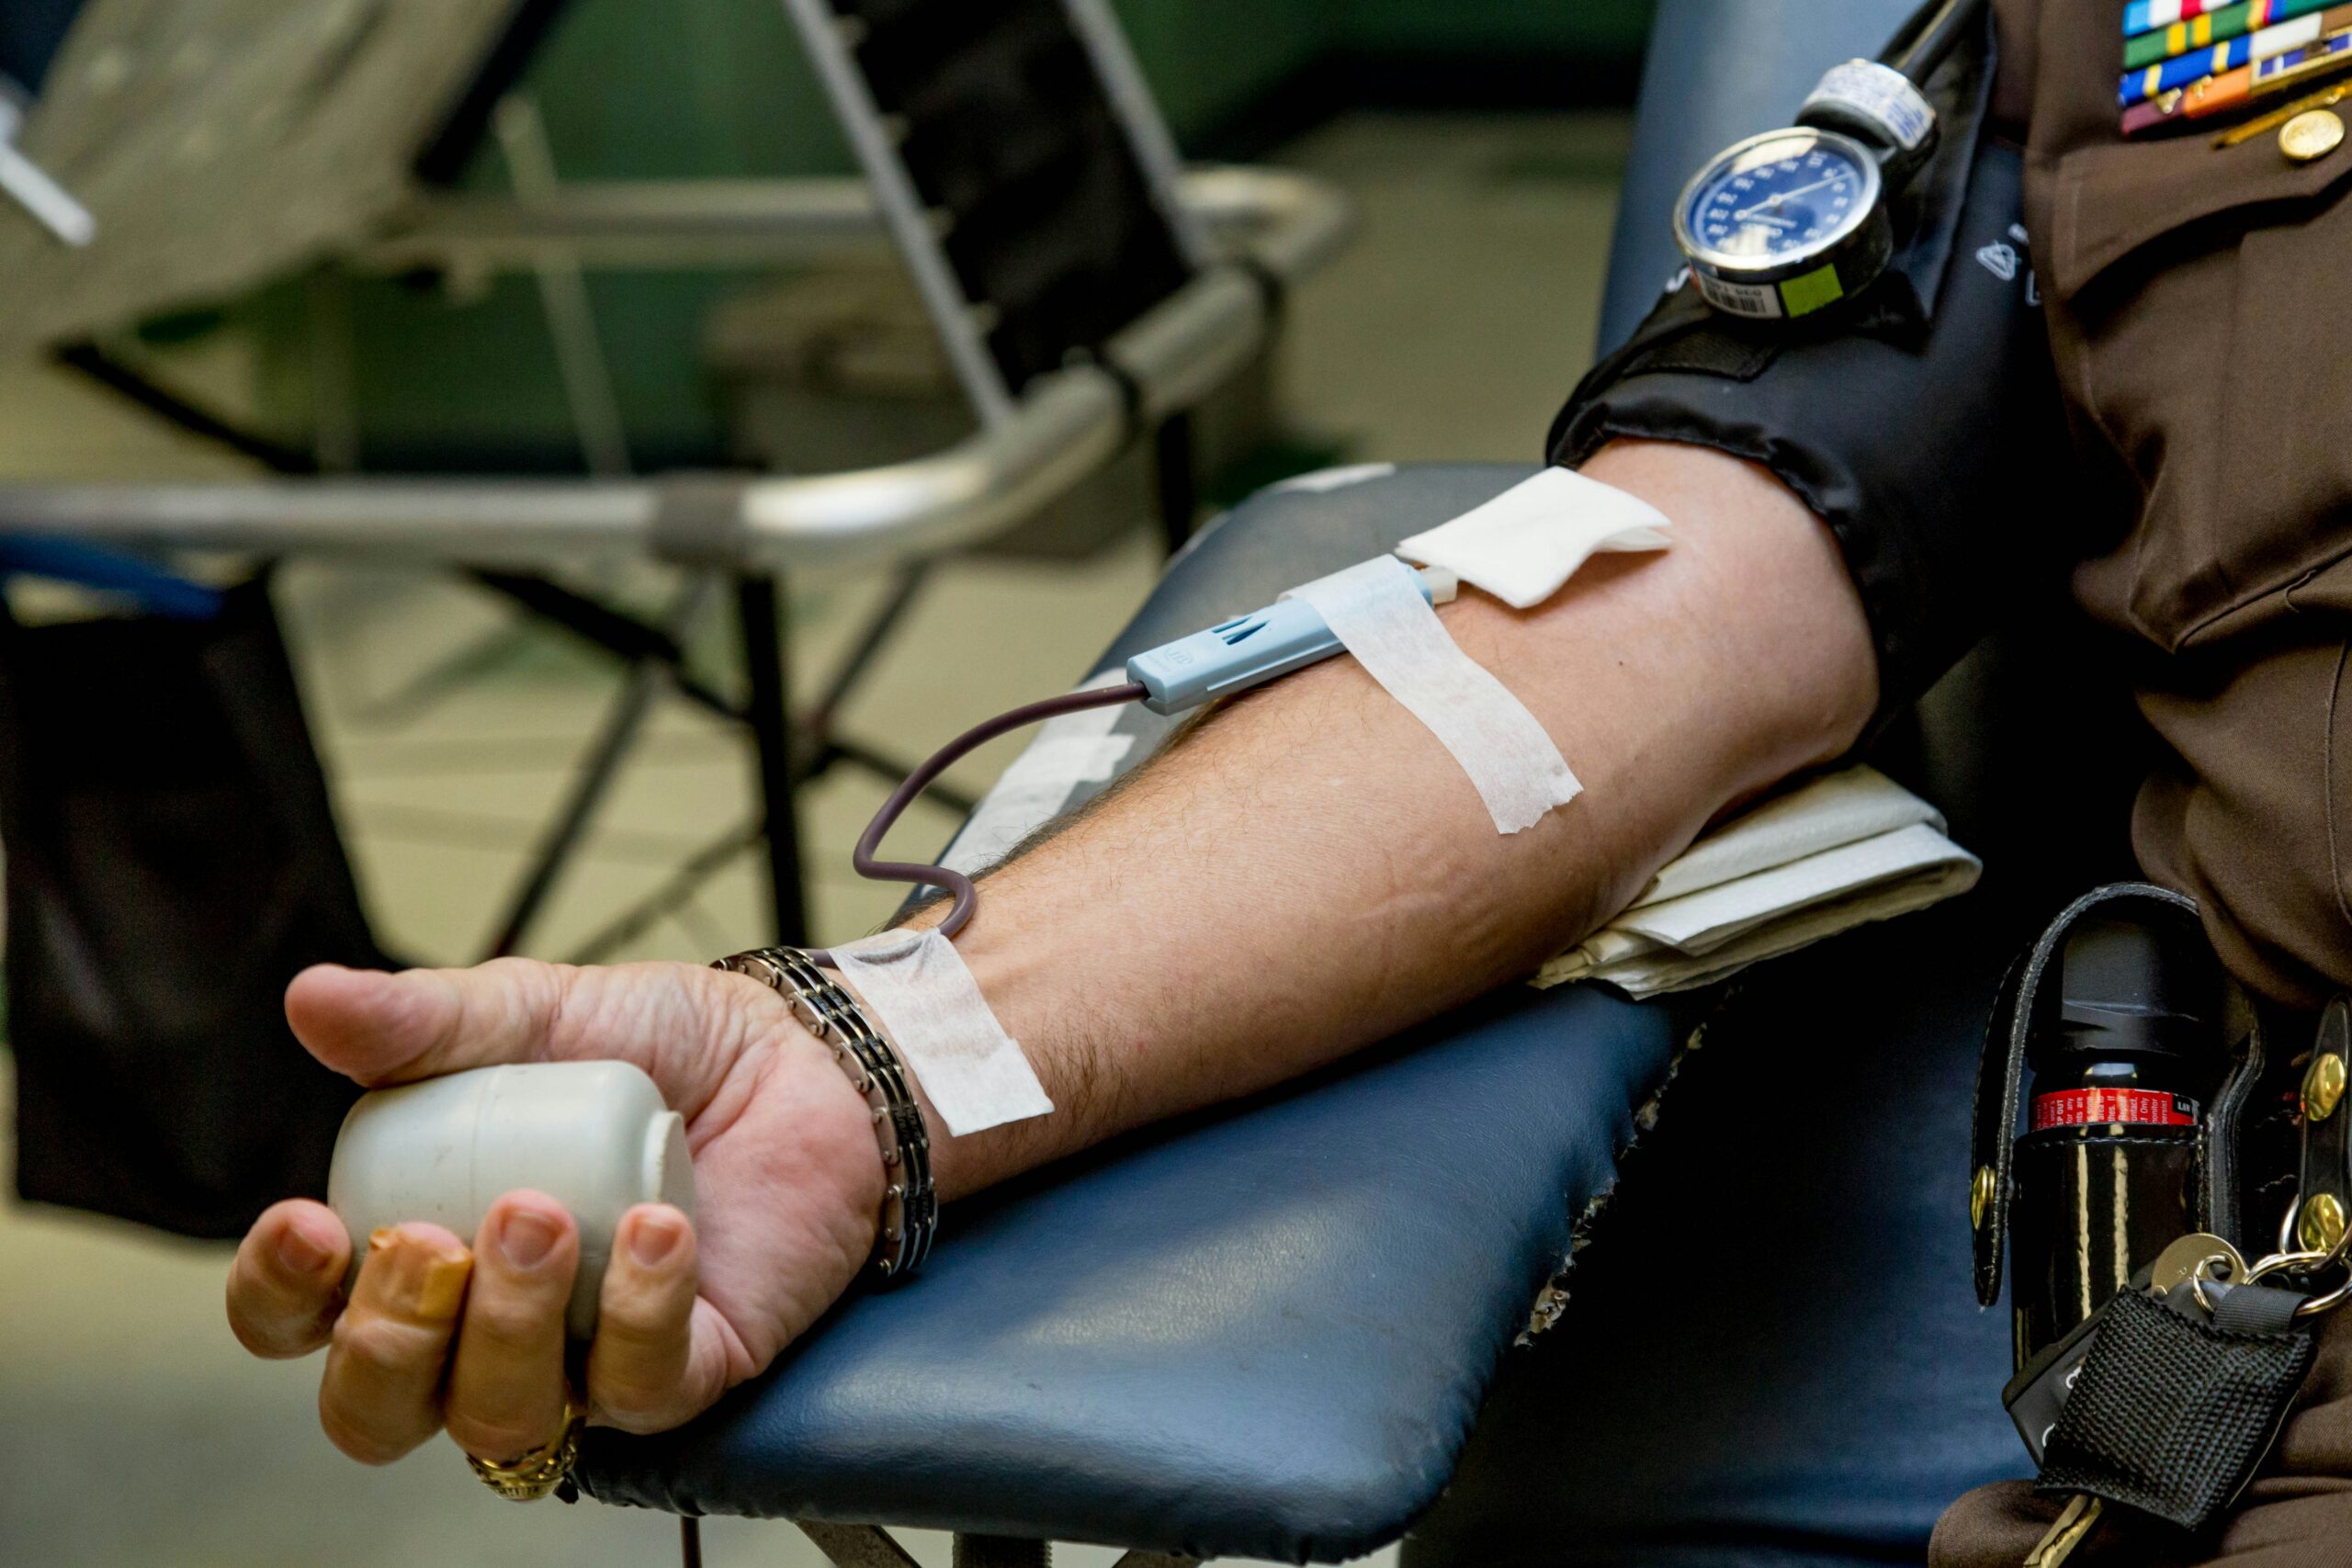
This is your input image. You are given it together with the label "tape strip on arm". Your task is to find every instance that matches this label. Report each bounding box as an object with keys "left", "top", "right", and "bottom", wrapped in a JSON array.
[
  {"left": 833, "top": 929, "right": 1053, "bottom": 1136},
  {"left": 1549, "top": 135, "right": 2085, "bottom": 730},
  {"left": 1283, "top": 558, "right": 1580, "bottom": 834}
]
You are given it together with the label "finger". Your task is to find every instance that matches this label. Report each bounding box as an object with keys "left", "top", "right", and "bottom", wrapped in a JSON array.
[
  {"left": 586, "top": 1205, "right": 726, "bottom": 1433},
  {"left": 284, "top": 959, "right": 566, "bottom": 1086},
  {"left": 318, "top": 1224, "right": 472, "bottom": 1465},
  {"left": 228, "top": 1200, "right": 353, "bottom": 1359},
  {"left": 444, "top": 1192, "right": 579, "bottom": 1462}
]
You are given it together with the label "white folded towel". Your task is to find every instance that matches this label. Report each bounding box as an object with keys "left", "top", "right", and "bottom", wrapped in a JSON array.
[{"left": 1533, "top": 767, "right": 1980, "bottom": 998}]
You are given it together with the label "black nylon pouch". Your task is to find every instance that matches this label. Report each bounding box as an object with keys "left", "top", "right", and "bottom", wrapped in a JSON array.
[
  {"left": 2037, "top": 1285, "right": 2316, "bottom": 1529},
  {"left": 0, "top": 578, "right": 384, "bottom": 1238},
  {"left": 1972, "top": 884, "right": 2274, "bottom": 1332}
]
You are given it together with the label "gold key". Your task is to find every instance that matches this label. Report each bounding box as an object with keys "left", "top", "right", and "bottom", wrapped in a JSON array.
[
  {"left": 2149, "top": 1231, "right": 2245, "bottom": 1303},
  {"left": 2022, "top": 1494, "right": 2105, "bottom": 1568},
  {"left": 2214, "top": 80, "right": 2352, "bottom": 148}
]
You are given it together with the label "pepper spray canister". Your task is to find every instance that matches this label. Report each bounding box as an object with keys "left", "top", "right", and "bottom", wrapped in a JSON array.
[{"left": 2007, "top": 909, "right": 2218, "bottom": 1365}]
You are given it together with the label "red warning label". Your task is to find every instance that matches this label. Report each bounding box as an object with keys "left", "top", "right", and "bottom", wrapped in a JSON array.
[{"left": 2031, "top": 1089, "right": 2198, "bottom": 1131}]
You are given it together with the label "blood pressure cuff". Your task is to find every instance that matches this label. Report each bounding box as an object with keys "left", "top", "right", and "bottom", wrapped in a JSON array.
[{"left": 1549, "top": 131, "right": 2085, "bottom": 730}]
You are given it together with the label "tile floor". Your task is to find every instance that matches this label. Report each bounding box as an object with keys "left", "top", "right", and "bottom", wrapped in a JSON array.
[{"left": 0, "top": 110, "right": 1629, "bottom": 1568}]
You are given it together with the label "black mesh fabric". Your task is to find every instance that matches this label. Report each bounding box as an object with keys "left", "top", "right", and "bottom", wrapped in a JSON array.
[
  {"left": 2038, "top": 1286, "right": 2317, "bottom": 1531},
  {"left": 835, "top": 0, "right": 1192, "bottom": 394},
  {"left": 0, "top": 580, "right": 385, "bottom": 1237}
]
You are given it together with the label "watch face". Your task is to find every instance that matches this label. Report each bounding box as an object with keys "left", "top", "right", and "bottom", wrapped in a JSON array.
[{"left": 1680, "top": 130, "right": 1875, "bottom": 271}]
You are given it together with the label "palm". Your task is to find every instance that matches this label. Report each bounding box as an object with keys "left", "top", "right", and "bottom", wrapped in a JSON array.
[{"left": 290, "top": 957, "right": 884, "bottom": 1409}]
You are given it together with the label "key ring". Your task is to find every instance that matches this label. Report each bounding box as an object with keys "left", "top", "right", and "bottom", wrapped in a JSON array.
[
  {"left": 2278, "top": 1192, "right": 2352, "bottom": 1270},
  {"left": 2187, "top": 1249, "right": 2244, "bottom": 1314},
  {"left": 2235, "top": 1247, "right": 2352, "bottom": 1318}
]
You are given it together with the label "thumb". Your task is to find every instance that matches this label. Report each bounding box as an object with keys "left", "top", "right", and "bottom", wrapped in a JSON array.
[{"left": 284, "top": 959, "right": 568, "bottom": 1086}]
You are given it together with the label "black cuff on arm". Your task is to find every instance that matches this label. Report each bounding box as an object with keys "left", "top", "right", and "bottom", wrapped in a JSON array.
[{"left": 1550, "top": 134, "right": 2075, "bottom": 728}]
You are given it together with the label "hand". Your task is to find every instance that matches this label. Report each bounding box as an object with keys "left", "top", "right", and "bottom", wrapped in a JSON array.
[{"left": 225, "top": 958, "right": 887, "bottom": 1466}]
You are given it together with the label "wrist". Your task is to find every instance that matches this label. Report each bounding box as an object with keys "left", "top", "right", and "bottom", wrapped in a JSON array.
[
  {"left": 825, "top": 937, "right": 1064, "bottom": 1204},
  {"left": 712, "top": 952, "right": 933, "bottom": 1281}
]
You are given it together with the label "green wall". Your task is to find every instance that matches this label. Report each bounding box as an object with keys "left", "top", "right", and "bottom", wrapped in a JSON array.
[
  {"left": 1341, "top": 1, "right": 1654, "bottom": 55},
  {"left": 1114, "top": 0, "right": 1336, "bottom": 144},
  {"left": 249, "top": 0, "right": 1653, "bottom": 471}
]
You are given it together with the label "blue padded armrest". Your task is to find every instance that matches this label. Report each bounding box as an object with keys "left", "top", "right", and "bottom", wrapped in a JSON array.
[
  {"left": 1599, "top": 0, "right": 1937, "bottom": 353},
  {"left": 578, "top": 467, "right": 1690, "bottom": 1562}
]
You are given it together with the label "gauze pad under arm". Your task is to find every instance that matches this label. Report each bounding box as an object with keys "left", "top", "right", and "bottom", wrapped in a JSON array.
[
  {"left": 832, "top": 928, "right": 1053, "bottom": 1136},
  {"left": 1283, "top": 557, "right": 1580, "bottom": 834}
]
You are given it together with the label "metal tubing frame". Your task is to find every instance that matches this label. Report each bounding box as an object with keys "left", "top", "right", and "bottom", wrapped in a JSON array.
[
  {"left": 734, "top": 573, "right": 810, "bottom": 944},
  {"left": 360, "top": 166, "right": 1347, "bottom": 279},
  {"left": 1057, "top": 0, "right": 1212, "bottom": 266},
  {"left": 777, "top": 0, "right": 1018, "bottom": 428},
  {"left": 16, "top": 40, "right": 1344, "bottom": 1550},
  {"left": 0, "top": 174, "right": 1349, "bottom": 571}
]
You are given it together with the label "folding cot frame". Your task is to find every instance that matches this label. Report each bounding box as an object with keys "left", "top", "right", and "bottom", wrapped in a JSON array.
[{"left": 0, "top": 0, "right": 1351, "bottom": 955}]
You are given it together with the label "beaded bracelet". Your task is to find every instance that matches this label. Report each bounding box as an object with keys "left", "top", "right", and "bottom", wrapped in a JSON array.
[{"left": 712, "top": 946, "right": 937, "bottom": 1281}]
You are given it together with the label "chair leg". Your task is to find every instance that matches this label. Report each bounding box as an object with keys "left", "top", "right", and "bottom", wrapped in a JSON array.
[
  {"left": 954, "top": 1535, "right": 1050, "bottom": 1568},
  {"left": 486, "top": 576, "right": 717, "bottom": 957},
  {"left": 735, "top": 573, "right": 810, "bottom": 945},
  {"left": 800, "top": 563, "right": 932, "bottom": 741},
  {"left": 794, "top": 1519, "right": 924, "bottom": 1568}
]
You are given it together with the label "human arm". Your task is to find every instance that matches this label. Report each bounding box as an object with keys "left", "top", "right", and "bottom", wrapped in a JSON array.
[
  {"left": 912, "top": 437, "right": 1875, "bottom": 1193},
  {"left": 224, "top": 437, "right": 1877, "bottom": 1463}
]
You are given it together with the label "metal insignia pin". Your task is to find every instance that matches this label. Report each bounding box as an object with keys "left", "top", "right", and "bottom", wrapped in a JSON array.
[{"left": 2281, "top": 107, "right": 2346, "bottom": 163}]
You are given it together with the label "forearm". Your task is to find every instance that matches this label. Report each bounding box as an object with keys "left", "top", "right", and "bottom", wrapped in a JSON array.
[
  {"left": 227, "top": 439, "right": 1883, "bottom": 1460},
  {"left": 906, "top": 440, "right": 1877, "bottom": 1199}
]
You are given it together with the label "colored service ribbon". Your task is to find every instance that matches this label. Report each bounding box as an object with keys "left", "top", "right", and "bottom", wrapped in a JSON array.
[
  {"left": 2122, "top": 0, "right": 2348, "bottom": 67},
  {"left": 2120, "top": 21, "right": 2352, "bottom": 130},
  {"left": 2120, "top": 8, "right": 2336, "bottom": 104},
  {"left": 2127, "top": 0, "right": 2249, "bottom": 36}
]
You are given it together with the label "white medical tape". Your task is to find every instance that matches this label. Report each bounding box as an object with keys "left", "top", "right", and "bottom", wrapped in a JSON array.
[
  {"left": 940, "top": 675, "right": 1136, "bottom": 876},
  {"left": 1283, "top": 556, "right": 1579, "bottom": 834},
  {"left": 831, "top": 928, "right": 1053, "bottom": 1136},
  {"left": 1393, "top": 466, "right": 1670, "bottom": 610}
]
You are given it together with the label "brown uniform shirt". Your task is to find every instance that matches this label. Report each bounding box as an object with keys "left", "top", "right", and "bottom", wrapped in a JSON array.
[
  {"left": 1996, "top": 0, "right": 2352, "bottom": 1009},
  {"left": 1939, "top": 6, "right": 2352, "bottom": 1558}
]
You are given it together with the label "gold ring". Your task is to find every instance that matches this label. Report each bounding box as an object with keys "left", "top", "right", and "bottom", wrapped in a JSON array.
[{"left": 466, "top": 1404, "right": 586, "bottom": 1503}]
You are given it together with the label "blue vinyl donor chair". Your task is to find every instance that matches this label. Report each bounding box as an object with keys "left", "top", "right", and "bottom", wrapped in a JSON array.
[{"left": 581, "top": 4, "right": 2072, "bottom": 1563}]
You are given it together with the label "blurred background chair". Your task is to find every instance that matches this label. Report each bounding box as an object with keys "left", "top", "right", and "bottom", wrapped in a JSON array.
[{"left": 0, "top": 0, "right": 1351, "bottom": 958}]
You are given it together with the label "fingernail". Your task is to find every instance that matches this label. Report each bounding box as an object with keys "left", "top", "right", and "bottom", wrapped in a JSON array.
[
  {"left": 499, "top": 1209, "right": 560, "bottom": 1270},
  {"left": 277, "top": 1223, "right": 331, "bottom": 1275},
  {"left": 628, "top": 1212, "right": 684, "bottom": 1269}
]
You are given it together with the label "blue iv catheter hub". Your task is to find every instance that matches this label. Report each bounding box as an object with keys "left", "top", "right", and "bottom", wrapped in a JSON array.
[{"left": 1125, "top": 564, "right": 1457, "bottom": 716}]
